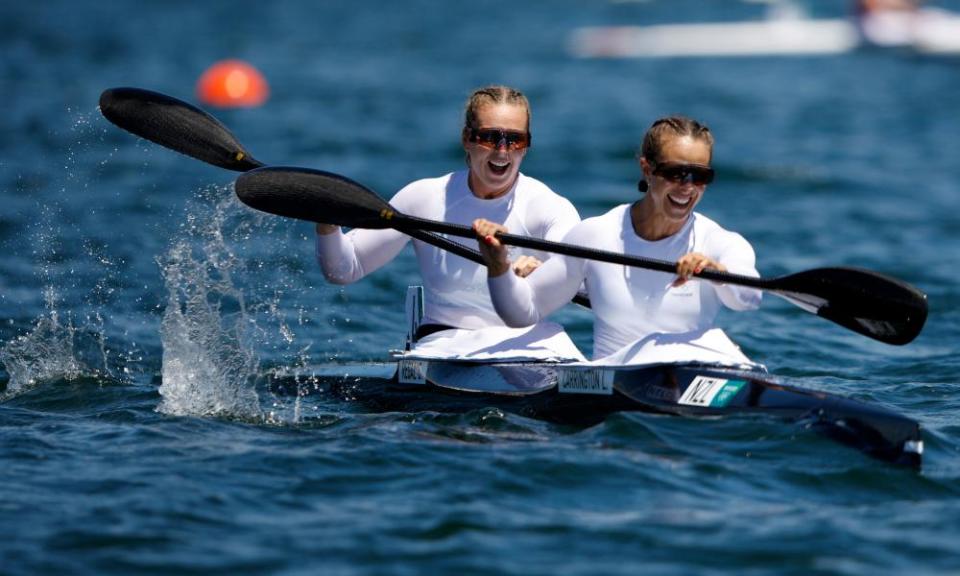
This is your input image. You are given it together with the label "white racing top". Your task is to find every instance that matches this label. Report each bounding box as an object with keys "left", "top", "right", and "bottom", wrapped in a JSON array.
[
  {"left": 317, "top": 170, "right": 580, "bottom": 329},
  {"left": 489, "top": 205, "right": 763, "bottom": 359}
]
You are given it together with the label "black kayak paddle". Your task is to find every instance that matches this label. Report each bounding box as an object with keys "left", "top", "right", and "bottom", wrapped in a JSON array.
[
  {"left": 95, "top": 87, "right": 595, "bottom": 304},
  {"left": 233, "top": 165, "right": 928, "bottom": 346}
]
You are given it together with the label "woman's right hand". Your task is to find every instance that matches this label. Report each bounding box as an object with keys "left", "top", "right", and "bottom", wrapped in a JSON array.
[{"left": 472, "top": 218, "right": 511, "bottom": 277}]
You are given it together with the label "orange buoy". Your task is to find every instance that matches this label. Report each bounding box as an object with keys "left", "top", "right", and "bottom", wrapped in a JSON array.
[{"left": 196, "top": 60, "right": 269, "bottom": 108}]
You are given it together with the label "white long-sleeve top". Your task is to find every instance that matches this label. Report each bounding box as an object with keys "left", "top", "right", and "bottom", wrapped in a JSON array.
[
  {"left": 488, "top": 204, "right": 762, "bottom": 359},
  {"left": 317, "top": 170, "right": 580, "bottom": 330}
]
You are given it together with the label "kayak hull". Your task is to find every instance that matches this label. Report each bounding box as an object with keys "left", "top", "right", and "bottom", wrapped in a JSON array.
[{"left": 274, "top": 361, "right": 922, "bottom": 469}]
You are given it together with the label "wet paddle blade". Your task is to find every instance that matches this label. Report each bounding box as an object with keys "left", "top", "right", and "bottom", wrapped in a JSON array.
[
  {"left": 770, "top": 267, "right": 928, "bottom": 345},
  {"left": 235, "top": 166, "right": 395, "bottom": 228},
  {"left": 99, "top": 87, "right": 263, "bottom": 171}
]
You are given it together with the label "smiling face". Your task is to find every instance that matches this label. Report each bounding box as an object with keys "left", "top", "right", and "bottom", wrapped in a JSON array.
[
  {"left": 463, "top": 103, "right": 529, "bottom": 199},
  {"left": 636, "top": 135, "right": 713, "bottom": 239}
]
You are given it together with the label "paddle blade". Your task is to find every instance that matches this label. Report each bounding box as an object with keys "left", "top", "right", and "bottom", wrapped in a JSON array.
[
  {"left": 235, "top": 166, "right": 395, "bottom": 228},
  {"left": 99, "top": 87, "right": 263, "bottom": 171},
  {"left": 772, "top": 267, "right": 927, "bottom": 345}
]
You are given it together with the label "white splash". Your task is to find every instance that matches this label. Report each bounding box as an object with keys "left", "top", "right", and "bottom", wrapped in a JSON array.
[
  {"left": 157, "top": 192, "right": 261, "bottom": 419},
  {"left": 0, "top": 288, "right": 83, "bottom": 397}
]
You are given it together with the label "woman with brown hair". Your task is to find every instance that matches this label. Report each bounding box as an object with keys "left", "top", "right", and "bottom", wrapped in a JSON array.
[
  {"left": 315, "top": 86, "right": 580, "bottom": 338},
  {"left": 475, "top": 116, "right": 761, "bottom": 360}
]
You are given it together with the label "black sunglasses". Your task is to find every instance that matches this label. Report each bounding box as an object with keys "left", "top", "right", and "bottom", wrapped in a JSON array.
[
  {"left": 467, "top": 127, "right": 531, "bottom": 151},
  {"left": 652, "top": 161, "right": 715, "bottom": 186}
]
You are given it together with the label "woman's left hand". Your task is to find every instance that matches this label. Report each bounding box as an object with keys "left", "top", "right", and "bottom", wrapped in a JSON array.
[{"left": 673, "top": 252, "right": 726, "bottom": 287}]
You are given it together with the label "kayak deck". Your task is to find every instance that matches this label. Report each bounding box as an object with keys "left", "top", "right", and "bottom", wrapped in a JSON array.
[{"left": 270, "top": 362, "right": 922, "bottom": 469}]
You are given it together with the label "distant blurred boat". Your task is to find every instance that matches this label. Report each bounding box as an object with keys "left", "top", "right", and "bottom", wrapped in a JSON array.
[
  {"left": 859, "top": 7, "right": 960, "bottom": 54},
  {"left": 569, "top": 8, "right": 960, "bottom": 58}
]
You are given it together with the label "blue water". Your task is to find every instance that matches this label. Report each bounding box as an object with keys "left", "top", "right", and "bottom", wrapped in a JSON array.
[{"left": 3, "top": 0, "right": 960, "bottom": 574}]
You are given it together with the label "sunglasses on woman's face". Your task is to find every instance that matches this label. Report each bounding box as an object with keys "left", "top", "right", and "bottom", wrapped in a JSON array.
[
  {"left": 467, "top": 128, "right": 531, "bottom": 151},
  {"left": 652, "top": 161, "right": 715, "bottom": 186}
]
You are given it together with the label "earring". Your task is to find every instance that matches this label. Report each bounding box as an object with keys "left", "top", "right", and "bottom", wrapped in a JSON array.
[{"left": 637, "top": 180, "right": 648, "bottom": 193}]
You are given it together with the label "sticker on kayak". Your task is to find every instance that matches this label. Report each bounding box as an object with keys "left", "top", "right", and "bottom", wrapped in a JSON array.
[
  {"left": 678, "top": 376, "right": 747, "bottom": 408},
  {"left": 397, "top": 359, "right": 428, "bottom": 384},
  {"left": 558, "top": 368, "right": 614, "bottom": 395}
]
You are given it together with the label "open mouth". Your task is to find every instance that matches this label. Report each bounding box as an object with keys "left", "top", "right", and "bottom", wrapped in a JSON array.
[
  {"left": 488, "top": 159, "right": 510, "bottom": 176},
  {"left": 668, "top": 193, "right": 692, "bottom": 207}
]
